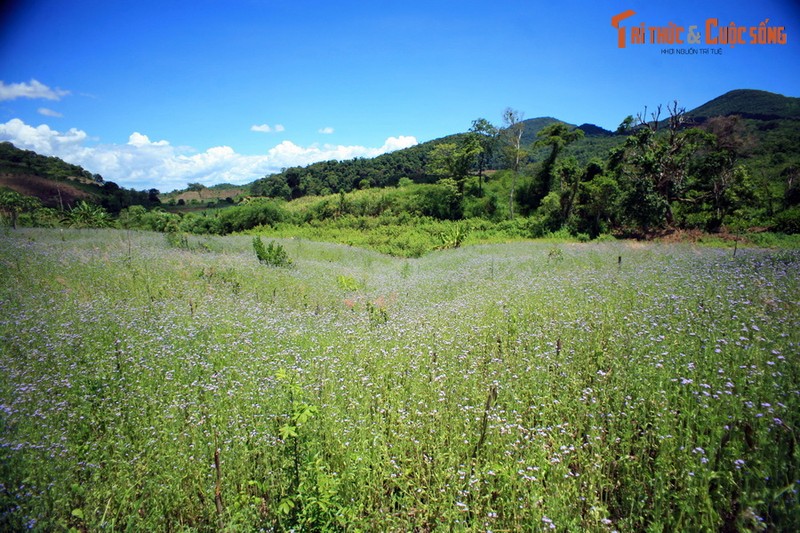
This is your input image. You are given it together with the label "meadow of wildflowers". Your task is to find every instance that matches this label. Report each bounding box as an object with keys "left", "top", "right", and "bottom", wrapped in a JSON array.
[{"left": 0, "top": 228, "right": 798, "bottom": 531}]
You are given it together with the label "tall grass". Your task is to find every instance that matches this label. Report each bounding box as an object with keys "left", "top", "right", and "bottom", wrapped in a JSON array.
[{"left": 1, "top": 229, "right": 798, "bottom": 531}]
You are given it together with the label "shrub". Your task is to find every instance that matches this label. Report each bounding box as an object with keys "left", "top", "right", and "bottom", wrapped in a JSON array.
[
  {"left": 253, "top": 237, "right": 293, "bottom": 267},
  {"left": 220, "top": 200, "right": 286, "bottom": 234},
  {"left": 437, "top": 222, "right": 469, "bottom": 249},
  {"left": 67, "top": 201, "right": 111, "bottom": 228},
  {"left": 772, "top": 207, "right": 800, "bottom": 234},
  {"left": 165, "top": 231, "right": 190, "bottom": 250}
]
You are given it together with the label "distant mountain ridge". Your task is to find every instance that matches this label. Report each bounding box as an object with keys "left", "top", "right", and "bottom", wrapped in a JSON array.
[
  {"left": 520, "top": 90, "right": 799, "bottom": 138},
  {"left": 686, "top": 89, "right": 800, "bottom": 122},
  {"left": 516, "top": 117, "right": 613, "bottom": 146}
]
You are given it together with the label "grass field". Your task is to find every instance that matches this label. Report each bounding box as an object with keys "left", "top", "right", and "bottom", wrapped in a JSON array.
[{"left": 1, "top": 229, "right": 798, "bottom": 531}]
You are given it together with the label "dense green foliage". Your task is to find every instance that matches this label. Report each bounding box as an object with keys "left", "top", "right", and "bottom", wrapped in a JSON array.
[
  {"left": 197, "top": 92, "right": 799, "bottom": 243},
  {"left": 0, "top": 142, "right": 101, "bottom": 184},
  {"left": 250, "top": 138, "right": 452, "bottom": 199},
  {"left": 0, "top": 188, "right": 40, "bottom": 229},
  {"left": 1, "top": 229, "right": 798, "bottom": 531},
  {"left": 252, "top": 236, "right": 293, "bottom": 267}
]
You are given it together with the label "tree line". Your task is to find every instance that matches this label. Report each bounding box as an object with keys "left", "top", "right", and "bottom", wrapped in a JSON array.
[
  {"left": 2, "top": 102, "right": 799, "bottom": 237},
  {"left": 239, "top": 103, "right": 798, "bottom": 237}
]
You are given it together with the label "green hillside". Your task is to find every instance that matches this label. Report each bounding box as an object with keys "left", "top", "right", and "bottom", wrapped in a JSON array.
[
  {"left": 250, "top": 119, "right": 623, "bottom": 202},
  {"left": 518, "top": 117, "right": 564, "bottom": 145},
  {"left": 687, "top": 89, "right": 800, "bottom": 121},
  {"left": 0, "top": 142, "right": 160, "bottom": 213}
]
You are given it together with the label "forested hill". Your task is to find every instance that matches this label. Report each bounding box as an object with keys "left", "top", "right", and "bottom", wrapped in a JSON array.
[
  {"left": 0, "top": 142, "right": 160, "bottom": 213},
  {"left": 3, "top": 88, "right": 798, "bottom": 228},
  {"left": 686, "top": 89, "right": 800, "bottom": 122},
  {"left": 250, "top": 134, "right": 465, "bottom": 199},
  {"left": 518, "top": 117, "right": 613, "bottom": 144},
  {"left": 250, "top": 89, "right": 798, "bottom": 203},
  {"left": 250, "top": 120, "right": 618, "bottom": 200}
]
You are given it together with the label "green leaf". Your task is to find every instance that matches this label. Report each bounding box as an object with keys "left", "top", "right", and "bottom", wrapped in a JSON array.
[
  {"left": 279, "top": 424, "right": 298, "bottom": 439},
  {"left": 71, "top": 508, "right": 84, "bottom": 520},
  {"left": 294, "top": 404, "right": 318, "bottom": 425},
  {"left": 278, "top": 497, "right": 295, "bottom": 515}
]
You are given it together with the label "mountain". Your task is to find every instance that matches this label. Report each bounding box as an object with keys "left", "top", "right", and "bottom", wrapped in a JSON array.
[
  {"left": 577, "top": 123, "right": 614, "bottom": 137},
  {"left": 516, "top": 117, "right": 620, "bottom": 167},
  {"left": 686, "top": 89, "right": 800, "bottom": 122},
  {"left": 518, "top": 117, "right": 614, "bottom": 145},
  {"left": 518, "top": 117, "right": 563, "bottom": 145}
]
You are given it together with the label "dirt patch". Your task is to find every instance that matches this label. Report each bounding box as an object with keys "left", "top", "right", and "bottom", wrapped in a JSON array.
[
  {"left": 167, "top": 187, "right": 245, "bottom": 203},
  {"left": 0, "top": 173, "right": 94, "bottom": 208}
]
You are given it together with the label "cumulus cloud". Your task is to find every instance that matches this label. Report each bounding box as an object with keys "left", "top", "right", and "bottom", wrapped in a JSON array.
[
  {"left": 0, "top": 118, "right": 87, "bottom": 154},
  {"left": 379, "top": 135, "right": 418, "bottom": 152},
  {"left": 37, "top": 107, "right": 63, "bottom": 118},
  {"left": 318, "top": 126, "right": 334, "bottom": 134},
  {"left": 0, "top": 118, "right": 418, "bottom": 191},
  {"left": 250, "top": 123, "right": 285, "bottom": 133},
  {"left": 263, "top": 136, "right": 418, "bottom": 169},
  {"left": 127, "top": 132, "right": 170, "bottom": 147},
  {"left": 0, "top": 79, "right": 70, "bottom": 102}
]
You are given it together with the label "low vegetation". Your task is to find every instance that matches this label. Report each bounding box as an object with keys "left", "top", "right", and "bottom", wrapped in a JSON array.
[{"left": 1, "top": 229, "right": 798, "bottom": 531}]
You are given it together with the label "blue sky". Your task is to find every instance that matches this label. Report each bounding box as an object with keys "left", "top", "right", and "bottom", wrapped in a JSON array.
[{"left": 1, "top": 0, "right": 798, "bottom": 191}]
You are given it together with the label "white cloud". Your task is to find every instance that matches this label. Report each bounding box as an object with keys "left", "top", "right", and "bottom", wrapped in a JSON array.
[
  {"left": 0, "top": 118, "right": 417, "bottom": 191},
  {"left": 379, "top": 135, "right": 418, "bottom": 152},
  {"left": 318, "top": 126, "right": 334, "bottom": 134},
  {"left": 127, "top": 132, "right": 170, "bottom": 147},
  {"left": 0, "top": 79, "right": 70, "bottom": 102},
  {"left": 265, "top": 136, "right": 418, "bottom": 168},
  {"left": 37, "top": 107, "right": 63, "bottom": 118},
  {"left": 0, "top": 118, "right": 87, "bottom": 154},
  {"left": 251, "top": 123, "right": 285, "bottom": 133}
]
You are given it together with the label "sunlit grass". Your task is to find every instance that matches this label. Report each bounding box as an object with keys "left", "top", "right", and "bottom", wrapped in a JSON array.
[{"left": 1, "top": 229, "right": 798, "bottom": 531}]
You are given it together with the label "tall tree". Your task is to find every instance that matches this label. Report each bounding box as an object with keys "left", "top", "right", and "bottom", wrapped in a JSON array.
[
  {"left": 535, "top": 123, "right": 585, "bottom": 183},
  {"left": 615, "top": 102, "right": 708, "bottom": 231},
  {"left": 522, "top": 123, "right": 585, "bottom": 212},
  {"left": 501, "top": 108, "right": 525, "bottom": 219},
  {"left": 427, "top": 136, "right": 482, "bottom": 194},
  {"left": 575, "top": 168, "right": 621, "bottom": 238},
  {"left": 470, "top": 118, "right": 499, "bottom": 195},
  {"left": 683, "top": 115, "right": 756, "bottom": 230}
]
